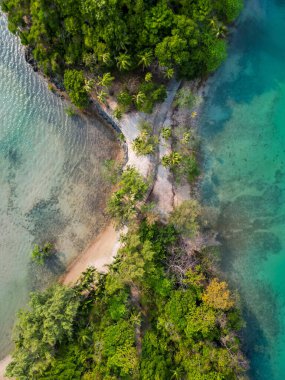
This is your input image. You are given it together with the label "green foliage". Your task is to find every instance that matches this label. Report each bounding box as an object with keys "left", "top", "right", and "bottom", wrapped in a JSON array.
[
  {"left": 31, "top": 242, "right": 53, "bottom": 265},
  {"left": 6, "top": 218, "right": 247, "bottom": 380},
  {"left": 182, "top": 153, "right": 200, "bottom": 182},
  {"left": 107, "top": 166, "right": 148, "bottom": 225},
  {"left": 205, "top": 39, "right": 227, "bottom": 73},
  {"left": 138, "top": 50, "right": 153, "bottom": 70},
  {"left": 97, "top": 90, "right": 108, "bottom": 104},
  {"left": 218, "top": 0, "right": 244, "bottom": 22},
  {"left": 132, "top": 122, "right": 158, "bottom": 156},
  {"left": 116, "top": 54, "right": 132, "bottom": 71},
  {"left": 64, "top": 70, "right": 89, "bottom": 108},
  {"left": 164, "top": 67, "right": 175, "bottom": 79},
  {"left": 169, "top": 200, "right": 201, "bottom": 238},
  {"left": 3, "top": 0, "right": 242, "bottom": 119},
  {"left": 117, "top": 90, "right": 132, "bottom": 109},
  {"left": 98, "top": 72, "right": 115, "bottom": 87},
  {"left": 174, "top": 88, "right": 199, "bottom": 109},
  {"left": 161, "top": 127, "right": 172, "bottom": 140},
  {"left": 113, "top": 107, "right": 123, "bottom": 120},
  {"left": 137, "top": 82, "right": 167, "bottom": 113},
  {"left": 144, "top": 72, "right": 153, "bottom": 83},
  {"left": 170, "top": 125, "right": 200, "bottom": 184},
  {"left": 6, "top": 285, "right": 80, "bottom": 379},
  {"left": 161, "top": 151, "right": 182, "bottom": 167}
]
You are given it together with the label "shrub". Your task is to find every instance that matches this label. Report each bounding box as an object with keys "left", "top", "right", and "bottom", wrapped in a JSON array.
[
  {"left": 64, "top": 70, "right": 89, "bottom": 108},
  {"left": 161, "top": 152, "right": 182, "bottom": 167},
  {"left": 169, "top": 200, "right": 201, "bottom": 238},
  {"left": 113, "top": 107, "right": 123, "bottom": 120},
  {"left": 161, "top": 127, "right": 172, "bottom": 140},
  {"left": 136, "top": 82, "right": 167, "bottom": 113},
  {"left": 31, "top": 242, "right": 54, "bottom": 265},
  {"left": 132, "top": 122, "right": 158, "bottom": 156},
  {"left": 117, "top": 90, "right": 133, "bottom": 108},
  {"left": 107, "top": 166, "right": 148, "bottom": 225},
  {"left": 183, "top": 153, "right": 200, "bottom": 182},
  {"left": 174, "top": 88, "right": 198, "bottom": 109}
]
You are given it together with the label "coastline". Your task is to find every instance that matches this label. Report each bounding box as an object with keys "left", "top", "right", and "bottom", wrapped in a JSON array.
[
  {"left": 61, "top": 224, "right": 120, "bottom": 285},
  {"left": 0, "top": 2, "right": 250, "bottom": 376},
  {"left": 0, "top": 356, "right": 11, "bottom": 380},
  {"left": 0, "top": 76, "right": 209, "bottom": 377}
]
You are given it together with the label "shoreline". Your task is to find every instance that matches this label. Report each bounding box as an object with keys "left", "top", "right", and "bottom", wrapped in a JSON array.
[
  {"left": 61, "top": 224, "right": 120, "bottom": 285},
  {"left": 0, "top": 77, "right": 206, "bottom": 377},
  {"left": 0, "top": 356, "right": 11, "bottom": 380}
]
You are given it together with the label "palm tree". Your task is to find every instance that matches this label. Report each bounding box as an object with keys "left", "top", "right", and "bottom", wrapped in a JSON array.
[
  {"left": 209, "top": 17, "right": 218, "bottom": 28},
  {"left": 145, "top": 72, "right": 152, "bottom": 82},
  {"left": 133, "top": 91, "right": 146, "bottom": 107},
  {"left": 116, "top": 53, "right": 132, "bottom": 71},
  {"left": 97, "top": 90, "right": 108, "bottom": 104},
  {"left": 78, "top": 329, "right": 91, "bottom": 346},
  {"left": 164, "top": 67, "right": 175, "bottom": 79},
  {"left": 162, "top": 152, "right": 182, "bottom": 167},
  {"left": 130, "top": 312, "right": 141, "bottom": 326},
  {"left": 171, "top": 368, "right": 184, "bottom": 379},
  {"left": 209, "top": 17, "right": 227, "bottom": 38},
  {"left": 98, "top": 72, "right": 114, "bottom": 87},
  {"left": 84, "top": 79, "right": 94, "bottom": 93},
  {"left": 137, "top": 50, "right": 153, "bottom": 70},
  {"left": 215, "top": 22, "right": 228, "bottom": 38},
  {"left": 100, "top": 52, "right": 111, "bottom": 65}
]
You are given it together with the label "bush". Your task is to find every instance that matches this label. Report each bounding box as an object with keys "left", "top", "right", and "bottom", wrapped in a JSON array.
[
  {"left": 113, "top": 107, "right": 123, "bottom": 120},
  {"left": 161, "top": 152, "right": 182, "bottom": 168},
  {"left": 174, "top": 88, "right": 198, "bottom": 109},
  {"left": 132, "top": 122, "right": 158, "bottom": 156},
  {"left": 31, "top": 242, "right": 54, "bottom": 265},
  {"left": 117, "top": 90, "right": 133, "bottom": 108},
  {"left": 169, "top": 200, "right": 201, "bottom": 238},
  {"left": 64, "top": 70, "right": 89, "bottom": 108},
  {"left": 65, "top": 106, "right": 77, "bottom": 116},
  {"left": 107, "top": 166, "right": 148, "bottom": 225},
  {"left": 183, "top": 153, "right": 200, "bottom": 182},
  {"left": 161, "top": 127, "right": 172, "bottom": 140},
  {"left": 136, "top": 82, "right": 167, "bottom": 113}
]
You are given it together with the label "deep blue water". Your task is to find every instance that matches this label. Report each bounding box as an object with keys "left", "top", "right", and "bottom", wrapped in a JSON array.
[{"left": 200, "top": 0, "right": 285, "bottom": 378}]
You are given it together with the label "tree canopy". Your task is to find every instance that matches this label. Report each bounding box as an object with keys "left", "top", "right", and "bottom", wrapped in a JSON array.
[
  {"left": 6, "top": 222, "right": 247, "bottom": 380},
  {"left": 2, "top": 0, "right": 243, "bottom": 107}
]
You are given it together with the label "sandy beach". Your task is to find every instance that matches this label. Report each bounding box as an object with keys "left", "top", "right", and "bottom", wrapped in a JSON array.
[
  {"left": 0, "top": 224, "right": 120, "bottom": 378},
  {"left": 61, "top": 223, "right": 120, "bottom": 285},
  {"left": 0, "top": 356, "right": 11, "bottom": 380}
]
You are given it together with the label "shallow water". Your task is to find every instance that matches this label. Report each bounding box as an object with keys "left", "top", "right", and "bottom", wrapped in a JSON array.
[
  {"left": 200, "top": 0, "right": 285, "bottom": 378},
  {"left": 0, "top": 14, "right": 118, "bottom": 357}
]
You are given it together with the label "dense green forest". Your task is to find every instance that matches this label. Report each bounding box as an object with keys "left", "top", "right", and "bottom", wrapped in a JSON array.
[
  {"left": 6, "top": 168, "right": 248, "bottom": 380},
  {"left": 2, "top": 0, "right": 243, "bottom": 109}
]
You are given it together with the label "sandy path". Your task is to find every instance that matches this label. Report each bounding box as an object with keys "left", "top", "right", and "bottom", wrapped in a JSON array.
[
  {"left": 0, "top": 356, "right": 11, "bottom": 380},
  {"left": 61, "top": 223, "right": 120, "bottom": 285}
]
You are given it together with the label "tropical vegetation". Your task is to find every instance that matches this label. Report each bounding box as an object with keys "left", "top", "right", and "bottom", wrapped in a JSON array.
[
  {"left": 2, "top": 0, "right": 243, "bottom": 110},
  {"left": 6, "top": 168, "right": 248, "bottom": 380}
]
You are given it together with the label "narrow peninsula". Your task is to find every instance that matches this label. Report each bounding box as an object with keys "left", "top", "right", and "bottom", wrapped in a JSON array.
[{"left": 0, "top": 0, "right": 249, "bottom": 379}]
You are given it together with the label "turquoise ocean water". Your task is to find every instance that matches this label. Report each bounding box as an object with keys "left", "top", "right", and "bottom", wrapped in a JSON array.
[
  {"left": 0, "top": 14, "right": 117, "bottom": 357},
  {"left": 200, "top": 0, "right": 285, "bottom": 378}
]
